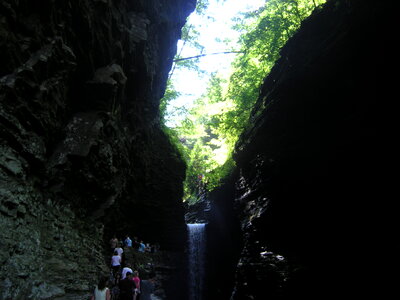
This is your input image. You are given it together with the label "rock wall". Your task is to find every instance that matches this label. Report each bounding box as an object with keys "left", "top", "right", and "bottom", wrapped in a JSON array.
[
  {"left": 207, "top": 0, "right": 387, "bottom": 299},
  {"left": 0, "top": 0, "right": 195, "bottom": 299}
]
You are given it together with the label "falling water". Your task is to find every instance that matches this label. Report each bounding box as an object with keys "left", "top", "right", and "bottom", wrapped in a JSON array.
[{"left": 187, "top": 223, "right": 206, "bottom": 300}]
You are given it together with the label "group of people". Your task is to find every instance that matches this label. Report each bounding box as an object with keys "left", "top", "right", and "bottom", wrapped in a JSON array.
[
  {"left": 91, "top": 269, "right": 155, "bottom": 300},
  {"left": 110, "top": 235, "right": 160, "bottom": 254},
  {"left": 90, "top": 235, "right": 158, "bottom": 300}
]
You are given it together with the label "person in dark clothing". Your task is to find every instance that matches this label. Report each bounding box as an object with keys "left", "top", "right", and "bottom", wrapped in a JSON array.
[
  {"left": 119, "top": 272, "right": 136, "bottom": 300},
  {"left": 139, "top": 272, "right": 156, "bottom": 300},
  {"left": 133, "top": 237, "right": 140, "bottom": 251}
]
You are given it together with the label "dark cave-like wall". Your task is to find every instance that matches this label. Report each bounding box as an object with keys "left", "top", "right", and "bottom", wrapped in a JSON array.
[
  {"left": 0, "top": 0, "right": 195, "bottom": 299},
  {"left": 207, "top": 0, "right": 386, "bottom": 299}
]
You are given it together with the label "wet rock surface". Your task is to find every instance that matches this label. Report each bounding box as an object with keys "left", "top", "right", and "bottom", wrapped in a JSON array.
[
  {"left": 0, "top": 0, "right": 194, "bottom": 299},
  {"left": 184, "top": 191, "right": 211, "bottom": 224}
]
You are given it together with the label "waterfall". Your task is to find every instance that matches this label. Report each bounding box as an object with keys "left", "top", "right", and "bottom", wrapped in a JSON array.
[{"left": 187, "top": 223, "right": 206, "bottom": 300}]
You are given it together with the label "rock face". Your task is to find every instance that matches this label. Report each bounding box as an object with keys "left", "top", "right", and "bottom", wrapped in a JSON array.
[
  {"left": 207, "top": 0, "right": 386, "bottom": 299},
  {"left": 0, "top": 0, "right": 195, "bottom": 299}
]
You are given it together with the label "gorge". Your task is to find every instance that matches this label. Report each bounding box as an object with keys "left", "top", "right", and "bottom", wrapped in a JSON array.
[{"left": 0, "top": 0, "right": 386, "bottom": 299}]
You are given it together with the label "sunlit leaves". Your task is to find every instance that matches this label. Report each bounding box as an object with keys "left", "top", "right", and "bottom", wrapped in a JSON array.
[
  {"left": 226, "top": 0, "right": 326, "bottom": 141},
  {"left": 162, "top": 0, "right": 326, "bottom": 202}
]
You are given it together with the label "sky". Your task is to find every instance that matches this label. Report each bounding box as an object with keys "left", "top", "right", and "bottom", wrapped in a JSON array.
[{"left": 165, "top": 0, "right": 265, "bottom": 127}]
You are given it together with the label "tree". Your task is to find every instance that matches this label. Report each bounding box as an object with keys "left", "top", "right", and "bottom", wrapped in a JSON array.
[
  {"left": 226, "top": 0, "right": 327, "bottom": 137},
  {"left": 161, "top": 0, "right": 326, "bottom": 203}
]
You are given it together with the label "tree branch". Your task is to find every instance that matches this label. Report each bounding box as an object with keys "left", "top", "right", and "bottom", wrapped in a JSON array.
[{"left": 173, "top": 51, "right": 244, "bottom": 62}]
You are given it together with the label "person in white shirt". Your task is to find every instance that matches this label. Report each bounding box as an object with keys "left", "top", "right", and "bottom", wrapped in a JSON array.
[
  {"left": 121, "top": 265, "right": 133, "bottom": 280},
  {"left": 115, "top": 244, "right": 124, "bottom": 257},
  {"left": 90, "top": 275, "right": 111, "bottom": 300},
  {"left": 111, "top": 251, "right": 121, "bottom": 279}
]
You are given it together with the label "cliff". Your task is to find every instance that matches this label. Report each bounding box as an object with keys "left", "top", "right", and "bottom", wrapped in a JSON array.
[
  {"left": 0, "top": 0, "right": 195, "bottom": 299},
  {"left": 207, "top": 0, "right": 387, "bottom": 298}
]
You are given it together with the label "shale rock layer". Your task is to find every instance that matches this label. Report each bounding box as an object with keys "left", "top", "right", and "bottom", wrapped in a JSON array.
[
  {"left": 0, "top": 0, "right": 195, "bottom": 299},
  {"left": 207, "top": 0, "right": 386, "bottom": 299}
]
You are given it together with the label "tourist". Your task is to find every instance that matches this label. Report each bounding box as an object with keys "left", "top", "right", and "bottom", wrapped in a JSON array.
[
  {"left": 138, "top": 241, "right": 146, "bottom": 253},
  {"left": 109, "top": 235, "right": 118, "bottom": 252},
  {"left": 111, "top": 250, "right": 121, "bottom": 279},
  {"left": 110, "top": 278, "right": 120, "bottom": 300},
  {"left": 145, "top": 243, "right": 151, "bottom": 253},
  {"left": 119, "top": 271, "right": 136, "bottom": 300},
  {"left": 115, "top": 243, "right": 124, "bottom": 257},
  {"left": 115, "top": 242, "right": 124, "bottom": 266},
  {"left": 133, "top": 271, "right": 141, "bottom": 299},
  {"left": 90, "top": 275, "right": 111, "bottom": 300},
  {"left": 121, "top": 265, "right": 133, "bottom": 280},
  {"left": 124, "top": 235, "right": 132, "bottom": 247},
  {"left": 133, "top": 237, "right": 140, "bottom": 251},
  {"left": 139, "top": 272, "right": 156, "bottom": 300}
]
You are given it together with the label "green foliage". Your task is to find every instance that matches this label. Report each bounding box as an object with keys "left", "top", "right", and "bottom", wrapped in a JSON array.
[
  {"left": 161, "top": 0, "right": 326, "bottom": 203},
  {"left": 160, "top": 80, "right": 180, "bottom": 124},
  {"left": 172, "top": 73, "right": 239, "bottom": 201},
  {"left": 226, "top": 0, "right": 326, "bottom": 136}
]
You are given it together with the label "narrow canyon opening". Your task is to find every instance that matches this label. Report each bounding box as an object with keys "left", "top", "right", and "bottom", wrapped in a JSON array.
[{"left": 0, "top": 0, "right": 387, "bottom": 299}]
